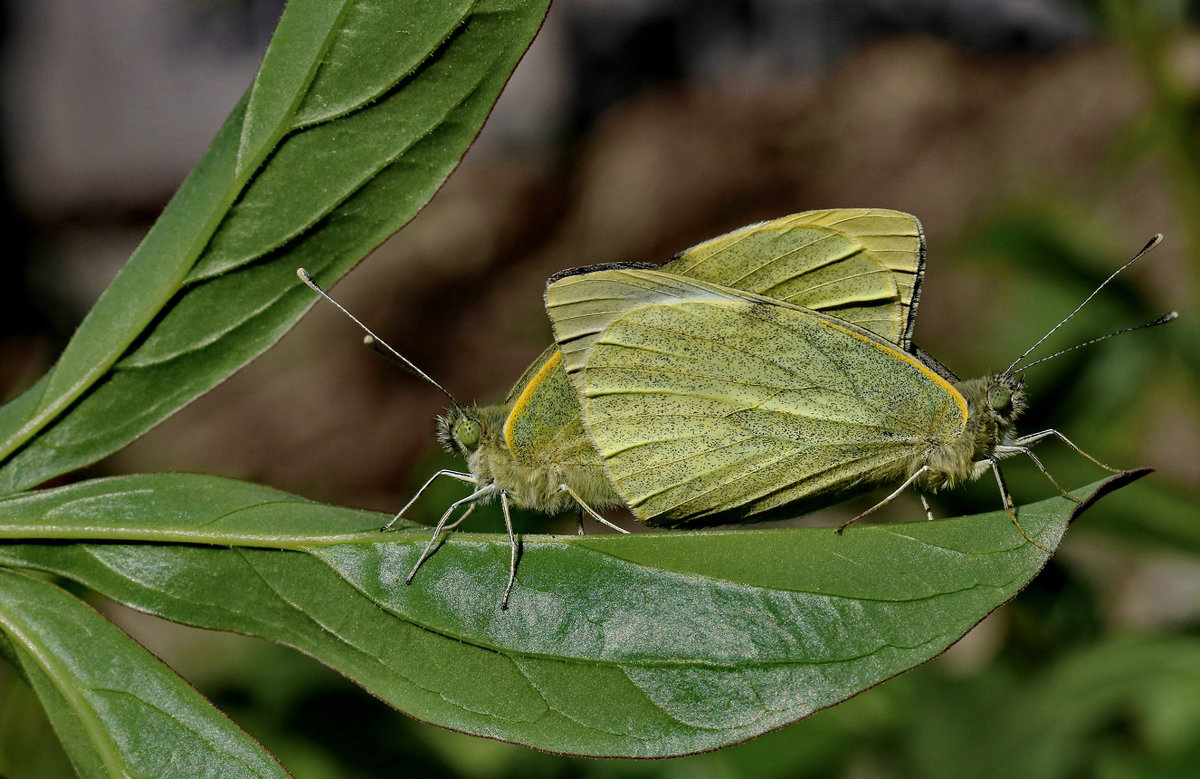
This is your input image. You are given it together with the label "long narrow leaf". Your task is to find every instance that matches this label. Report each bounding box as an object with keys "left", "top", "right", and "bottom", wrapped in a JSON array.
[
  {"left": 0, "top": 471, "right": 1146, "bottom": 757},
  {"left": 0, "top": 568, "right": 288, "bottom": 778},
  {"left": 0, "top": 0, "right": 550, "bottom": 494}
]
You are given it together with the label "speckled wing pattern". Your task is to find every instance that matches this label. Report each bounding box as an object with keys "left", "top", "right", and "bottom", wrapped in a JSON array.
[
  {"left": 506, "top": 210, "right": 925, "bottom": 466},
  {"left": 662, "top": 209, "right": 925, "bottom": 349},
  {"left": 546, "top": 269, "right": 966, "bottom": 527}
]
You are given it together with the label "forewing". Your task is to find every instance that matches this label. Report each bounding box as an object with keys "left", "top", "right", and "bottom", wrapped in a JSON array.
[
  {"left": 502, "top": 347, "right": 601, "bottom": 469},
  {"left": 547, "top": 269, "right": 965, "bottom": 526},
  {"left": 503, "top": 343, "right": 559, "bottom": 406},
  {"left": 663, "top": 209, "right": 925, "bottom": 349}
]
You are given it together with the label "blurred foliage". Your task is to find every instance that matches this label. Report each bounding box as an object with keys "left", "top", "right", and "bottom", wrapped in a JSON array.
[{"left": 3, "top": 0, "right": 1200, "bottom": 776}]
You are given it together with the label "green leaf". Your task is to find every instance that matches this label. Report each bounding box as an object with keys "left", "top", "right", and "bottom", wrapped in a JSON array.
[
  {"left": 0, "top": 567, "right": 288, "bottom": 778},
  {"left": 0, "top": 470, "right": 1146, "bottom": 757},
  {"left": 0, "top": 0, "right": 551, "bottom": 495}
]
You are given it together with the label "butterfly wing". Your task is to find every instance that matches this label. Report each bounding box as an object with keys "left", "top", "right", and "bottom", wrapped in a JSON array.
[
  {"left": 502, "top": 346, "right": 602, "bottom": 469},
  {"left": 663, "top": 208, "right": 925, "bottom": 349},
  {"left": 546, "top": 268, "right": 966, "bottom": 527},
  {"left": 506, "top": 209, "right": 924, "bottom": 468}
]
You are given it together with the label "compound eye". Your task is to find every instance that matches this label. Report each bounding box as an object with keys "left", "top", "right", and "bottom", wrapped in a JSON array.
[
  {"left": 454, "top": 418, "right": 481, "bottom": 450},
  {"left": 987, "top": 384, "right": 1012, "bottom": 413}
]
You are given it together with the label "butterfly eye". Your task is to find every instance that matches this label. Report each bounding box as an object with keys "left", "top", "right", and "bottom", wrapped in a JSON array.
[
  {"left": 454, "top": 418, "right": 481, "bottom": 450},
  {"left": 987, "top": 384, "right": 1012, "bottom": 413}
]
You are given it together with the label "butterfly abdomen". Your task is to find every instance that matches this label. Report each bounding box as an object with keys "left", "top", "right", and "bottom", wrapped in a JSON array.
[{"left": 914, "top": 435, "right": 982, "bottom": 491}]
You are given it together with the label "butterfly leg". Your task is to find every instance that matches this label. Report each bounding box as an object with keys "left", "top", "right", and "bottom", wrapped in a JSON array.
[
  {"left": 989, "top": 456, "right": 1016, "bottom": 511},
  {"left": 559, "top": 484, "right": 629, "bottom": 534},
  {"left": 837, "top": 467, "right": 928, "bottom": 534},
  {"left": 442, "top": 502, "right": 478, "bottom": 531},
  {"left": 994, "top": 443, "right": 1077, "bottom": 501},
  {"left": 498, "top": 490, "right": 520, "bottom": 611},
  {"left": 987, "top": 458, "right": 1051, "bottom": 554},
  {"left": 382, "top": 469, "right": 476, "bottom": 531},
  {"left": 1013, "top": 429, "right": 1120, "bottom": 472},
  {"left": 405, "top": 484, "right": 495, "bottom": 586},
  {"left": 576, "top": 511, "right": 585, "bottom": 536},
  {"left": 920, "top": 493, "right": 935, "bottom": 521}
]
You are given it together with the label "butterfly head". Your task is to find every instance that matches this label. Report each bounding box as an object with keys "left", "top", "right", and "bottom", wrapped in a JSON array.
[
  {"left": 984, "top": 372, "right": 1027, "bottom": 441},
  {"left": 988, "top": 373, "right": 1025, "bottom": 414},
  {"left": 437, "top": 406, "right": 483, "bottom": 456}
]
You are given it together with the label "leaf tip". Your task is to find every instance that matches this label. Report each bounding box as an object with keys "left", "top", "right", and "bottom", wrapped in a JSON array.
[{"left": 1069, "top": 467, "right": 1154, "bottom": 524}]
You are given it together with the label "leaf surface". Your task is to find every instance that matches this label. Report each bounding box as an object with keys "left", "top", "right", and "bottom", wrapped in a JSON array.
[
  {"left": 0, "top": 470, "right": 1146, "bottom": 757},
  {"left": 0, "top": 568, "right": 288, "bottom": 778},
  {"left": 0, "top": 0, "right": 551, "bottom": 495}
]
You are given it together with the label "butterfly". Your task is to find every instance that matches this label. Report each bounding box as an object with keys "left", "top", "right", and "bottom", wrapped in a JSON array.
[
  {"left": 544, "top": 238, "right": 1170, "bottom": 540},
  {"left": 302, "top": 209, "right": 929, "bottom": 606},
  {"left": 301, "top": 213, "right": 1171, "bottom": 609}
]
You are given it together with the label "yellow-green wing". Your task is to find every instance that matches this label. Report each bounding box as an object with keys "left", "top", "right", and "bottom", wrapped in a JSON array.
[
  {"left": 504, "top": 343, "right": 559, "bottom": 407},
  {"left": 501, "top": 345, "right": 603, "bottom": 469},
  {"left": 546, "top": 268, "right": 965, "bottom": 527},
  {"left": 505, "top": 209, "right": 923, "bottom": 466},
  {"left": 663, "top": 208, "right": 924, "bottom": 348}
]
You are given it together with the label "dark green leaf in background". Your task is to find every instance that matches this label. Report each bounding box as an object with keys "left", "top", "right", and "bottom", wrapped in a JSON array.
[
  {"left": 0, "top": 567, "right": 288, "bottom": 778},
  {"left": 0, "top": 0, "right": 551, "bottom": 495}
]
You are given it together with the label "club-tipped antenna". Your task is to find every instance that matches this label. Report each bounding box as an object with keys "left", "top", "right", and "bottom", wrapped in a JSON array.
[
  {"left": 1005, "top": 234, "right": 1163, "bottom": 376},
  {"left": 296, "top": 268, "right": 460, "bottom": 407},
  {"left": 1016, "top": 310, "right": 1177, "bottom": 372}
]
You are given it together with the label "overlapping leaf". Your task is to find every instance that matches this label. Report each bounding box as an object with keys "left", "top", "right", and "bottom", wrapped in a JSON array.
[
  {"left": 0, "top": 0, "right": 551, "bottom": 495},
  {"left": 0, "top": 568, "right": 288, "bottom": 778}
]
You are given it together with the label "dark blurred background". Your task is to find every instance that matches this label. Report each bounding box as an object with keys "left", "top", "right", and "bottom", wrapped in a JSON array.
[{"left": 2, "top": 1, "right": 1199, "bottom": 777}]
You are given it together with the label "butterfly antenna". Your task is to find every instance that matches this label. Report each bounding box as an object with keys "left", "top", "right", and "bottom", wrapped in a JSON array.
[
  {"left": 1017, "top": 311, "right": 1178, "bottom": 371},
  {"left": 1005, "top": 234, "right": 1163, "bottom": 376},
  {"left": 296, "top": 268, "right": 461, "bottom": 407}
]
